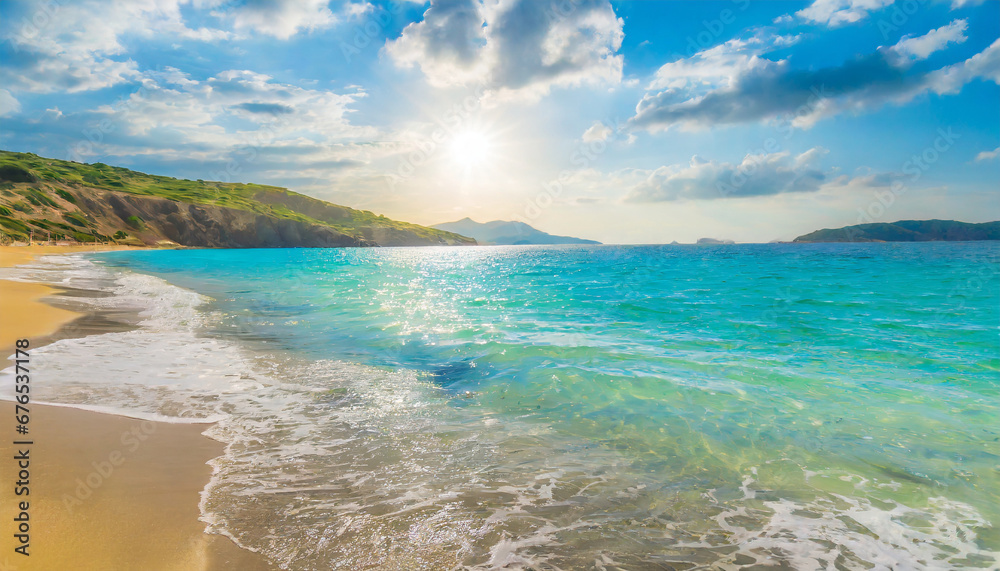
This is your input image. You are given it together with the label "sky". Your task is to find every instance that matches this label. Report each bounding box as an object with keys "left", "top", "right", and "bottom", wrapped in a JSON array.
[{"left": 0, "top": 0, "right": 998, "bottom": 244}]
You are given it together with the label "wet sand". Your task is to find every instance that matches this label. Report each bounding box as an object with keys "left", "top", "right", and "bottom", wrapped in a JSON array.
[
  {"left": 0, "top": 244, "right": 141, "bottom": 268},
  {"left": 0, "top": 280, "right": 80, "bottom": 353},
  {"left": 0, "top": 245, "right": 275, "bottom": 570},
  {"left": 0, "top": 403, "right": 275, "bottom": 571},
  {"left": 0, "top": 245, "right": 140, "bottom": 353}
]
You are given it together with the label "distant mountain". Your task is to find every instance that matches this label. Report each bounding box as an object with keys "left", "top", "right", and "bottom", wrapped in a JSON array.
[
  {"left": 432, "top": 218, "right": 600, "bottom": 245},
  {"left": 794, "top": 220, "right": 1000, "bottom": 243},
  {"left": 696, "top": 237, "right": 735, "bottom": 245},
  {"left": 0, "top": 151, "right": 475, "bottom": 248}
]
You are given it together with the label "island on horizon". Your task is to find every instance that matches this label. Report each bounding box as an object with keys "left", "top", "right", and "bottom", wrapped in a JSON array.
[
  {"left": 793, "top": 219, "right": 1000, "bottom": 243},
  {"left": 6, "top": 151, "right": 995, "bottom": 250},
  {"left": 432, "top": 217, "right": 601, "bottom": 245}
]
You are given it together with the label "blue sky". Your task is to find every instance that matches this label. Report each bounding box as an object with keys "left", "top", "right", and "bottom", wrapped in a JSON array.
[{"left": 0, "top": 0, "right": 997, "bottom": 243}]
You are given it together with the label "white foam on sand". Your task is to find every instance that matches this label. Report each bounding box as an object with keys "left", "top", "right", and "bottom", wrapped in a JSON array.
[{"left": 1, "top": 255, "right": 258, "bottom": 422}]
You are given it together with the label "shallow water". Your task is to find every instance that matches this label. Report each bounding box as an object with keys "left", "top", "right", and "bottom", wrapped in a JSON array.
[{"left": 3, "top": 242, "right": 998, "bottom": 569}]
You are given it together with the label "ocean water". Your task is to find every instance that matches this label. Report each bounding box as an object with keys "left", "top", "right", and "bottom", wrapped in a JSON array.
[{"left": 3, "top": 242, "right": 999, "bottom": 570}]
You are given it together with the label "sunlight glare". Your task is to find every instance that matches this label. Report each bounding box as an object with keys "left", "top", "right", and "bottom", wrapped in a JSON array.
[{"left": 449, "top": 130, "right": 493, "bottom": 168}]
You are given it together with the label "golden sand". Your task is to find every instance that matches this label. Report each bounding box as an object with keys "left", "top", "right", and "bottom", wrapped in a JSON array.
[
  {"left": 0, "top": 245, "right": 274, "bottom": 570},
  {"left": 0, "top": 403, "right": 275, "bottom": 571},
  {"left": 0, "top": 244, "right": 141, "bottom": 269},
  {"left": 0, "top": 245, "right": 143, "bottom": 353},
  {"left": 0, "top": 280, "right": 80, "bottom": 354}
]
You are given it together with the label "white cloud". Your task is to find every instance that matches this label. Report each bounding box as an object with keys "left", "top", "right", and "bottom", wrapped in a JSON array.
[
  {"left": 0, "top": 0, "right": 372, "bottom": 97},
  {"left": 50, "top": 68, "right": 388, "bottom": 196},
  {"left": 645, "top": 34, "right": 796, "bottom": 94},
  {"left": 890, "top": 19, "right": 968, "bottom": 62},
  {"left": 582, "top": 121, "right": 612, "bottom": 142},
  {"left": 629, "top": 34, "right": 1000, "bottom": 133},
  {"left": 344, "top": 1, "right": 376, "bottom": 18},
  {"left": 0, "top": 90, "right": 21, "bottom": 117},
  {"left": 795, "top": 0, "right": 894, "bottom": 27},
  {"left": 386, "top": 0, "right": 624, "bottom": 101},
  {"left": 92, "top": 69, "right": 376, "bottom": 147},
  {"left": 625, "top": 148, "right": 830, "bottom": 202},
  {"left": 926, "top": 38, "right": 1000, "bottom": 94},
  {"left": 214, "top": 0, "right": 339, "bottom": 40},
  {"left": 0, "top": 0, "right": 228, "bottom": 94},
  {"left": 385, "top": 0, "right": 489, "bottom": 86},
  {"left": 974, "top": 147, "right": 1000, "bottom": 162}
]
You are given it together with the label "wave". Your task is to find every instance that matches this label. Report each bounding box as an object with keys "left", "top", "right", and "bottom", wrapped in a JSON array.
[{"left": 1, "top": 252, "right": 997, "bottom": 569}]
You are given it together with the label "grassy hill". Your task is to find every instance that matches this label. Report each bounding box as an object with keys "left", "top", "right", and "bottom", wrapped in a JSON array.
[
  {"left": 0, "top": 150, "right": 475, "bottom": 248},
  {"left": 793, "top": 220, "right": 1000, "bottom": 243}
]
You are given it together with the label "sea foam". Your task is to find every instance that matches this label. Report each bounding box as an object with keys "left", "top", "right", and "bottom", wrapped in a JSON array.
[{"left": 1, "top": 249, "right": 997, "bottom": 570}]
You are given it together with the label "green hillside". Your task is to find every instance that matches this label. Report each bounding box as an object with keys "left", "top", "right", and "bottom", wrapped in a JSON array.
[
  {"left": 0, "top": 151, "right": 475, "bottom": 247},
  {"left": 794, "top": 220, "right": 1000, "bottom": 243}
]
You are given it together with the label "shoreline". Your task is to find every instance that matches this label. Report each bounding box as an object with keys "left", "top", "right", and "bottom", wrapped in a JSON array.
[
  {"left": 0, "top": 245, "right": 143, "bottom": 353},
  {"left": 0, "top": 245, "right": 275, "bottom": 570}
]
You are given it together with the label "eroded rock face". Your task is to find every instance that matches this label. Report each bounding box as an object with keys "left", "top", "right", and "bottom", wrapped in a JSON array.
[
  {"left": 6, "top": 183, "right": 477, "bottom": 247},
  {"left": 77, "top": 189, "right": 374, "bottom": 248}
]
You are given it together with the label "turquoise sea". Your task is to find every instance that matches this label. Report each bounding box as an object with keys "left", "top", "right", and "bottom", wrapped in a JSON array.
[{"left": 5, "top": 242, "right": 999, "bottom": 569}]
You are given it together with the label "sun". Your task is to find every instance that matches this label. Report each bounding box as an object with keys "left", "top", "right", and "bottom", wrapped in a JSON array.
[{"left": 449, "top": 130, "right": 494, "bottom": 169}]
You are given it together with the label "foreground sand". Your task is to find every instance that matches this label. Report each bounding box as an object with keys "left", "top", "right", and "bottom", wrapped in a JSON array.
[
  {"left": 0, "top": 403, "right": 275, "bottom": 571},
  {"left": 0, "top": 280, "right": 80, "bottom": 353},
  {"left": 0, "top": 245, "right": 274, "bottom": 570}
]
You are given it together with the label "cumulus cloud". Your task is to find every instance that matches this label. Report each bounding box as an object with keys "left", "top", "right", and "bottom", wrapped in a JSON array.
[
  {"left": 629, "top": 32, "right": 1000, "bottom": 132},
  {"left": 582, "top": 121, "right": 613, "bottom": 142},
  {"left": 0, "top": 0, "right": 228, "bottom": 94},
  {"left": 645, "top": 33, "right": 798, "bottom": 94},
  {"left": 386, "top": 0, "right": 624, "bottom": 100},
  {"left": 0, "top": 0, "right": 370, "bottom": 95},
  {"left": 385, "top": 0, "right": 489, "bottom": 85},
  {"left": 625, "top": 148, "right": 830, "bottom": 202},
  {"left": 208, "top": 0, "right": 339, "bottom": 40},
  {"left": 890, "top": 19, "right": 968, "bottom": 62},
  {"left": 0, "top": 68, "right": 382, "bottom": 194},
  {"left": 927, "top": 38, "right": 1000, "bottom": 92},
  {"left": 975, "top": 147, "right": 1000, "bottom": 162},
  {"left": 0, "top": 63, "right": 403, "bottom": 206},
  {"left": 93, "top": 69, "right": 375, "bottom": 146},
  {"left": 795, "top": 0, "right": 894, "bottom": 27}
]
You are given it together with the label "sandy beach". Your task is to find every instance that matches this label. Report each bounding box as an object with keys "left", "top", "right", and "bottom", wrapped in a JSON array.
[
  {"left": 0, "top": 245, "right": 274, "bottom": 570},
  {"left": 0, "top": 245, "right": 140, "bottom": 354}
]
